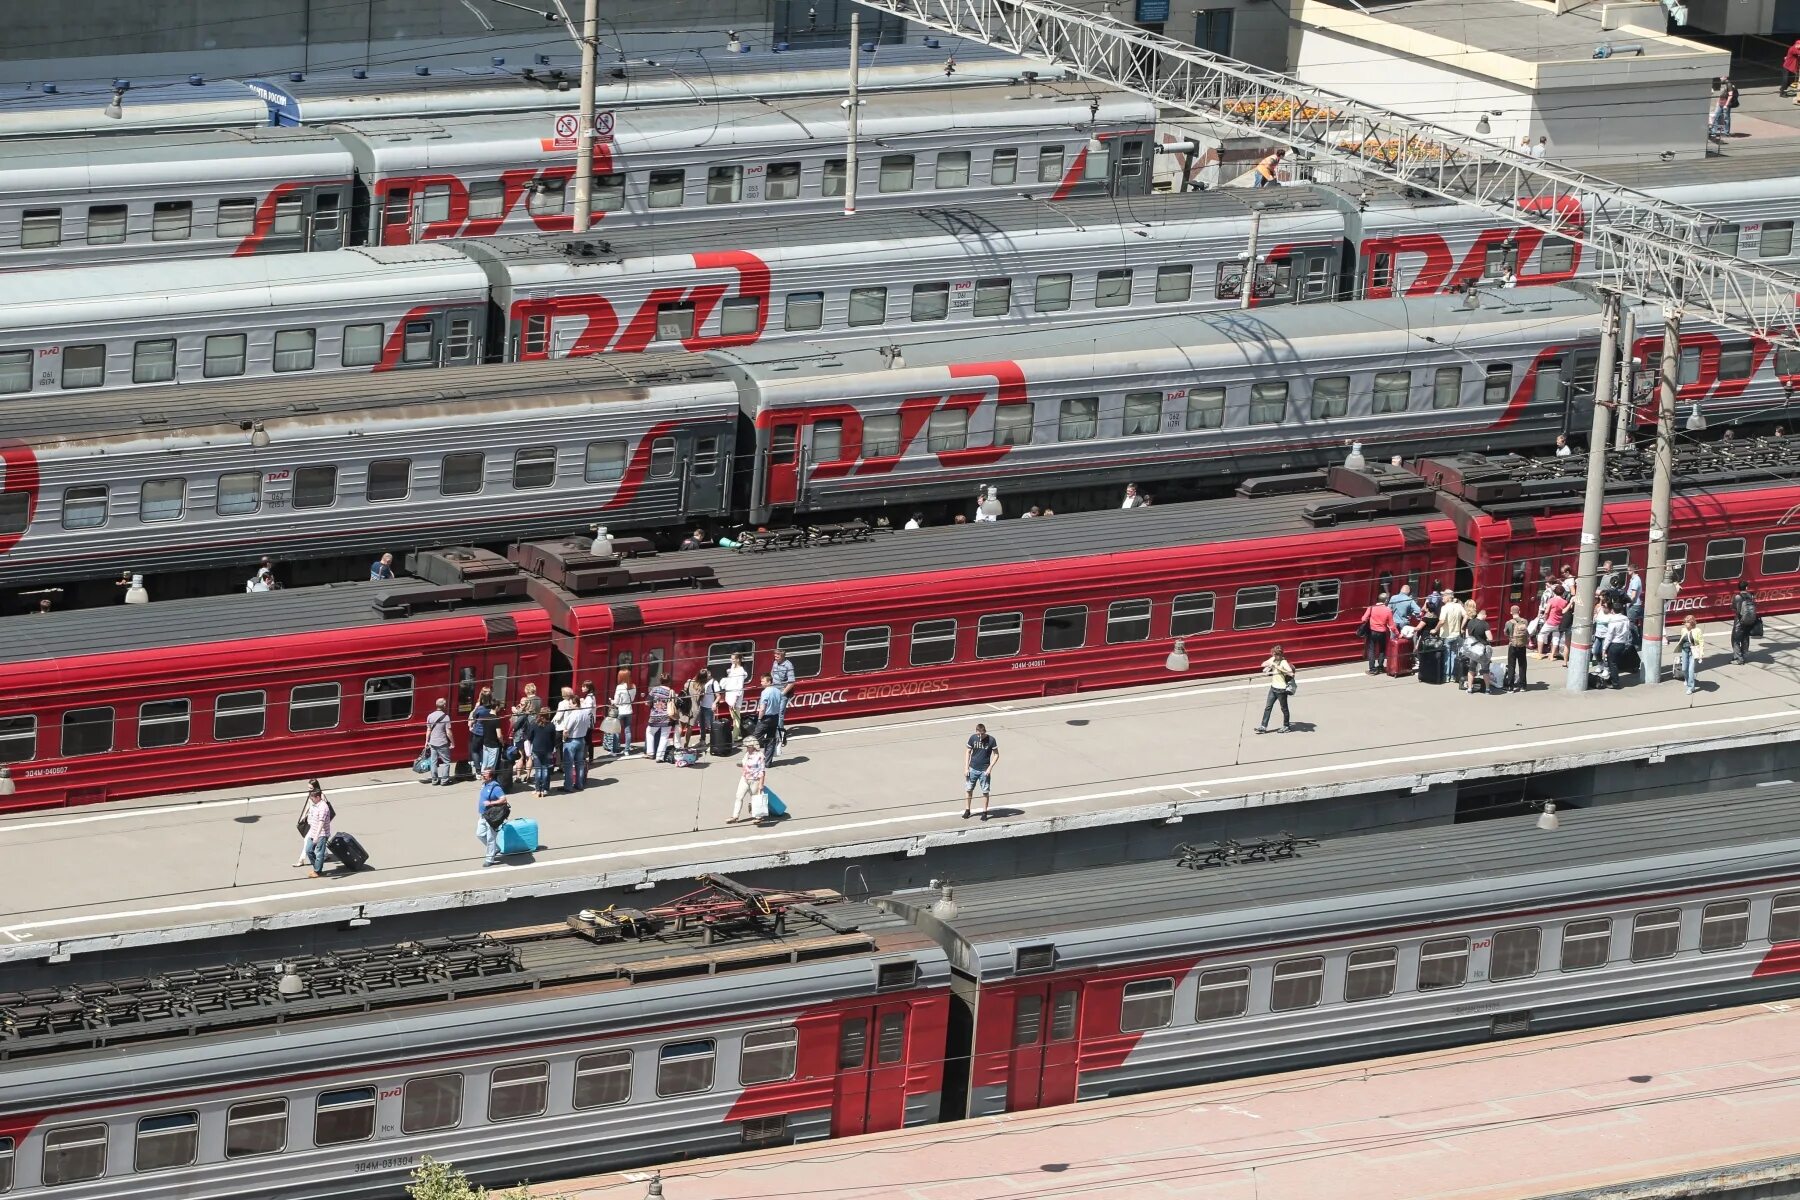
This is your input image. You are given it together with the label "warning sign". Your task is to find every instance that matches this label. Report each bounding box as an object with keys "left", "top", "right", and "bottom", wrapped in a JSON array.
[
  {"left": 543, "top": 111, "right": 614, "bottom": 152},
  {"left": 594, "top": 111, "right": 615, "bottom": 138}
]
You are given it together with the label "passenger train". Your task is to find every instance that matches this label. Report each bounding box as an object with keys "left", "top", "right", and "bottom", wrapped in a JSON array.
[
  {"left": 2, "top": 786, "right": 1798, "bottom": 1198},
  {"left": 0, "top": 450, "right": 1796, "bottom": 811}
]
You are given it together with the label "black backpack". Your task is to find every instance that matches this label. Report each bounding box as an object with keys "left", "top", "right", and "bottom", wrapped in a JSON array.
[{"left": 1737, "top": 591, "right": 1758, "bottom": 626}]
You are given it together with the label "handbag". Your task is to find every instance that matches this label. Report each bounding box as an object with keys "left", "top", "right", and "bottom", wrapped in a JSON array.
[
  {"left": 483, "top": 801, "right": 511, "bottom": 830},
  {"left": 1354, "top": 617, "right": 1371, "bottom": 640},
  {"left": 600, "top": 707, "right": 622, "bottom": 736},
  {"left": 412, "top": 750, "right": 433, "bottom": 774},
  {"left": 1286, "top": 673, "right": 1298, "bottom": 695}
]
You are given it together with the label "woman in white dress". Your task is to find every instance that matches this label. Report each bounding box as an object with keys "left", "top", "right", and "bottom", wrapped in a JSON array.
[
  {"left": 722, "top": 652, "right": 749, "bottom": 728},
  {"left": 608, "top": 669, "right": 637, "bottom": 756}
]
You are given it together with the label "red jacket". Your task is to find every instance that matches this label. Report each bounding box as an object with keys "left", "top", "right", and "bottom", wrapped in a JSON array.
[
  {"left": 1364, "top": 603, "right": 1399, "bottom": 635},
  {"left": 1785, "top": 41, "right": 1800, "bottom": 71}
]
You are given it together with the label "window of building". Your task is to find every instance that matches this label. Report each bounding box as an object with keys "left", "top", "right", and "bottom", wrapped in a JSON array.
[
  {"left": 482, "top": 1063, "right": 548, "bottom": 1122},
  {"left": 0, "top": 350, "right": 30, "bottom": 394},
  {"left": 225, "top": 1098, "right": 287, "bottom": 1158},
  {"left": 706, "top": 165, "right": 743, "bottom": 205},
  {"left": 1042, "top": 604, "right": 1088, "bottom": 651},
  {"left": 513, "top": 446, "right": 557, "bottom": 489},
  {"left": 877, "top": 1011, "right": 907, "bottom": 1063},
  {"left": 1771, "top": 892, "right": 1800, "bottom": 942},
  {"left": 974, "top": 277, "right": 1011, "bottom": 316},
  {"left": 153, "top": 200, "right": 193, "bottom": 241},
  {"left": 137, "top": 698, "right": 190, "bottom": 749},
  {"left": 573, "top": 1049, "right": 633, "bottom": 1108},
  {"left": 1122, "top": 391, "right": 1162, "bottom": 436},
  {"left": 1418, "top": 936, "right": 1470, "bottom": 989},
  {"left": 1195, "top": 966, "right": 1250, "bottom": 1021},
  {"left": 911, "top": 282, "right": 950, "bottom": 322},
  {"left": 273, "top": 328, "right": 316, "bottom": 373},
  {"left": 62, "top": 484, "right": 108, "bottom": 529},
  {"left": 1034, "top": 273, "right": 1072, "bottom": 312},
  {"left": 61, "top": 344, "right": 106, "bottom": 389},
  {"left": 1763, "top": 532, "right": 1800, "bottom": 575},
  {"left": 441, "top": 451, "right": 484, "bottom": 495},
  {"left": 18, "top": 207, "right": 59, "bottom": 249},
  {"left": 42, "top": 1123, "right": 108, "bottom": 1185},
  {"left": 289, "top": 683, "right": 341, "bottom": 733},
  {"left": 1630, "top": 908, "right": 1681, "bottom": 962},
  {"left": 1344, "top": 946, "right": 1398, "bottom": 1001},
  {"left": 1373, "top": 371, "right": 1410, "bottom": 414},
  {"left": 1699, "top": 900, "right": 1749, "bottom": 952},
  {"left": 1703, "top": 538, "right": 1745, "bottom": 582},
  {"left": 658, "top": 1039, "right": 717, "bottom": 1097},
  {"left": 1037, "top": 145, "right": 1065, "bottom": 182},
  {"left": 0, "top": 715, "right": 36, "bottom": 764},
  {"left": 645, "top": 169, "right": 684, "bottom": 209},
  {"left": 1484, "top": 364, "right": 1514, "bottom": 405},
  {"left": 1489, "top": 926, "right": 1541, "bottom": 981},
  {"left": 1234, "top": 585, "right": 1278, "bottom": 630},
  {"left": 87, "top": 204, "right": 128, "bottom": 245},
  {"left": 1311, "top": 375, "right": 1349, "bottom": 419},
  {"left": 936, "top": 150, "right": 971, "bottom": 188},
  {"left": 1432, "top": 366, "right": 1463, "bottom": 409},
  {"left": 1295, "top": 579, "right": 1340, "bottom": 623},
  {"left": 1761, "top": 220, "right": 1795, "bottom": 258},
  {"left": 214, "top": 690, "right": 267, "bottom": 741},
  {"left": 342, "top": 322, "right": 384, "bottom": 368},
  {"left": 135, "top": 1112, "right": 199, "bottom": 1172},
  {"left": 203, "top": 333, "right": 247, "bottom": 379},
  {"left": 740, "top": 1028, "right": 799, "bottom": 1084},
  {"left": 784, "top": 291, "right": 824, "bottom": 331},
  {"left": 400, "top": 1074, "right": 462, "bottom": 1134},
  {"left": 1560, "top": 917, "right": 1612, "bottom": 971},
  {"left": 1156, "top": 264, "right": 1193, "bottom": 304},
  {"left": 1249, "top": 381, "right": 1288, "bottom": 425},
  {"left": 363, "top": 675, "right": 414, "bottom": 724},
  {"left": 879, "top": 154, "right": 916, "bottom": 193},
  {"left": 848, "top": 287, "right": 888, "bottom": 327},
  {"left": 140, "top": 478, "right": 185, "bottom": 523},
  {"left": 720, "top": 296, "right": 761, "bottom": 336},
  {"left": 841, "top": 625, "right": 891, "bottom": 674},
  {"left": 993, "top": 403, "right": 1034, "bottom": 447},
  {"left": 976, "top": 612, "right": 1023, "bottom": 659},
  {"left": 1106, "top": 598, "right": 1152, "bottom": 644},
  {"left": 1187, "top": 387, "right": 1225, "bottom": 430},
  {"left": 315, "top": 1086, "right": 377, "bottom": 1145},
  {"left": 1094, "top": 269, "right": 1133, "bottom": 308},
  {"left": 822, "top": 158, "right": 847, "bottom": 197},
  {"left": 1119, "top": 978, "right": 1175, "bottom": 1031},
  {"left": 293, "top": 465, "right": 337, "bottom": 508},
  {"left": 927, "top": 408, "right": 967, "bottom": 452},
  {"left": 1058, "top": 396, "right": 1098, "bottom": 441},
  {"left": 366, "top": 458, "right": 410, "bottom": 502},
  {"left": 1271, "top": 956, "right": 1325, "bottom": 1011},
  {"left": 910, "top": 618, "right": 957, "bottom": 667},
  {"left": 992, "top": 148, "right": 1019, "bottom": 185}
]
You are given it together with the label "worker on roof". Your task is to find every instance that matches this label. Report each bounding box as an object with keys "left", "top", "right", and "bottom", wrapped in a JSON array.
[{"left": 1253, "top": 147, "right": 1285, "bottom": 187}]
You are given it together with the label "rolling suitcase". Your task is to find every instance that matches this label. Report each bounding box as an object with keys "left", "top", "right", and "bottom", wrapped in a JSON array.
[
  {"left": 327, "top": 832, "right": 370, "bottom": 870},
  {"left": 1416, "top": 635, "right": 1445, "bottom": 685},
  {"left": 763, "top": 789, "right": 788, "bottom": 818},
  {"left": 497, "top": 817, "right": 539, "bottom": 855},
  {"left": 1385, "top": 635, "right": 1416, "bottom": 679},
  {"left": 710, "top": 715, "right": 735, "bottom": 757}
]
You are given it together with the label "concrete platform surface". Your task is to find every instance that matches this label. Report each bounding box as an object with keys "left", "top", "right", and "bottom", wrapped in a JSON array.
[
  {"left": 4, "top": 619, "right": 1800, "bottom": 964},
  {"left": 536, "top": 1002, "right": 1800, "bottom": 1200}
]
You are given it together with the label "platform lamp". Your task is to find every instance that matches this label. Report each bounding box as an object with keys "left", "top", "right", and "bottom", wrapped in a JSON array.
[
  {"left": 644, "top": 1173, "right": 664, "bottom": 1198},
  {"left": 101, "top": 81, "right": 130, "bottom": 120},
  {"left": 1537, "top": 800, "right": 1561, "bottom": 831},
  {"left": 1164, "top": 638, "right": 1190, "bottom": 673},
  {"left": 1685, "top": 403, "right": 1707, "bottom": 433},
  {"left": 0, "top": 767, "right": 14, "bottom": 797}
]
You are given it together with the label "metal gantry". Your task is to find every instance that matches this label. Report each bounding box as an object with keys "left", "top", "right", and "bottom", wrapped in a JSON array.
[{"left": 852, "top": 0, "right": 1800, "bottom": 349}]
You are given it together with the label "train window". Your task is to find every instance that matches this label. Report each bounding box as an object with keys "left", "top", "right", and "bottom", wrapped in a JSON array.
[
  {"left": 838, "top": 1018, "right": 868, "bottom": 1068},
  {"left": 694, "top": 437, "right": 720, "bottom": 476},
  {"left": 720, "top": 296, "right": 762, "bottom": 336},
  {"left": 442, "top": 451, "right": 485, "bottom": 496},
  {"left": 1106, "top": 598, "right": 1152, "bottom": 644},
  {"left": 1187, "top": 387, "right": 1225, "bottom": 430},
  {"left": 1195, "top": 967, "right": 1250, "bottom": 1021},
  {"left": 131, "top": 338, "right": 176, "bottom": 384},
  {"left": 1233, "top": 585, "right": 1278, "bottom": 630},
  {"left": 401, "top": 1074, "right": 463, "bottom": 1134},
  {"left": 1782, "top": 346, "right": 1800, "bottom": 377},
  {"left": 402, "top": 321, "right": 435, "bottom": 365},
  {"left": 492, "top": 1064, "right": 555, "bottom": 1121},
  {"left": 910, "top": 618, "right": 958, "bottom": 667},
  {"left": 1771, "top": 893, "right": 1800, "bottom": 942},
  {"left": 1034, "top": 273, "right": 1072, "bottom": 312},
  {"left": 1119, "top": 978, "right": 1175, "bottom": 1031},
  {"left": 1042, "top": 605, "right": 1088, "bottom": 651},
  {"left": 137, "top": 699, "right": 190, "bottom": 749},
  {"left": 876, "top": 1012, "right": 907, "bottom": 1064},
  {"left": 272, "top": 195, "right": 304, "bottom": 235},
  {"left": 468, "top": 181, "right": 505, "bottom": 219},
  {"left": 61, "top": 343, "right": 106, "bottom": 389},
  {"left": 0, "top": 350, "right": 29, "bottom": 395},
  {"left": 135, "top": 1111, "right": 198, "bottom": 1172},
  {"left": 1761, "top": 221, "right": 1795, "bottom": 258},
  {"left": 527, "top": 178, "right": 568, "bottom": 215},
  {"left": 586, "top": 173, "right": 623, "bottom": 212},
  {"left": 848, "top": 287, "right": 888, "bottom": 327},
  {"left": 707, "top": 641, "right": 755, "bottom": 682},
  {"left": 42, "top": 1123, "right": 108, "bottom": 1185},
  {"left": 1433, "top": 366, "right": 1463, "bottom": 409},
  {"left": 1678, "top": 346, "right": 1703, "bottom": 385},
  {"left": 1716, "top": 345, "right": 1754, "bottom": 381},
  {"left": 992, "top": 147, "right": 1019, "bottom": 185},
  {"left": 1700, "top": 900, "right": 1750, "bottom": 952},
  {"left": 928, "top": 409, "right": 968, "bottom": 452},
  {"left": 1058, "top": 397, "right": 1098, "bottom": 441},
  {"left": 974, "top": 277, "right": 1012, "bottom": 317},
  {"left": 0, "top": 493, "right": 24, "bottom": 537},
  {"left": 62, "top": 485, "right": 108, "bottom": 529},
  {"left": 419, "top": 185, "right": 452, "bottom": 225},
  {"left": 1037, "top": 145, "right": 1065, "bottom": 182},
  {"left": 1271, "top": 957, "right": 1325, "bottom": 1011},
  {"left": 844, "top": 626, "right": 890, "bottom": 674},
  {"left": 1051, "top": 988, "right": 1079, "bottom": 1040},
  {"left": 707, "top": 165, "right": 743, "bottom": 205},
  {"left": 1418, "top": 936, "right": 1470, "bottom": 989},
  {"left": 1762, "top": 532, "right": 1800, "bottom": 575},
  {"left": 1559, "top": 917, "right": 1612, "bottom": 971},
  {"left": 1702, "top": 538, "right": 1745, "bottom": 582},
  {"left": 363, "top": 675, "right": 415, "bottom": 724},
  {"left": 784, "top": 291, "right": 824, "bottom": 331},
  {"left": 204, "top": 333, "right": 248, "bottom": 379},
  {"left": 1084, "top": 140, "right": 1111, "bottom": 178},
  {"left": 1667, "top": 543, "right": 1688, "bottom": 584},
  {"left": 215, "top": 690, "right": 267, "bottom": 741},
  {"left": 655, "top": 303, "right": 694, "bottom": 341},
  {"left": 225, "top": 1099, "right": 287, "bottom": 1158},
  {"left": 777, "top": 633, "right": 824, "bottom": 679},
  {"left": 911, "top": 282, "right": 950, "bottom": 322},
  {"left": 1295, "top": 579, "right": 1340, "bottom": 623},
  {"left": 658, "top": 1039, "right": 717, "bottom": 1097},
  {"left": 1122, "top": 391, "right": 1162, "bottom": 436},
  {"left": 993, "top": 403, "right": 1034, "bottom": 447},
  {"left": 289, "top": 683, "right": 341, "bottom": 733},
  {"left": 520, "top": 314, "right": 549, "bottom": 357},
  {"left": 822, "top": 158, "right": 847, "bottom": 198},
  {"left": 977, "top": 612, "right": 1023, "bottom": 659},
  {"left": 140, "top": 478, "right": 186, "bottom": 523},
  {"left": 1373, "top": 370, "right": 1410, "bottom": 414},
  {"left": 1630, "top": 909, "right": 1682, "bottom": 962},
  {"left": 1484, "top": 364, "right": 1514, "bottom": 405},
  {"left": 87, "top": 204, "right": 128, "bottom": 245},
  {"left": 364, "top": 458, "right": 411, "bottom": 503},
  {"left": 0, "top": 716, "right": 35, "bottom": 764},
  {"left": 274, "top": 328, "right": 317, "bottom": 373},
  {"left": 314, "top": 1086, "right": 377, "bottom": 1145},
  {"left": 342, "top": 322, "right": 384, "bottom": 368},
  {"left": 513, "top": 447, "right": 557, "bottom": 490},
  {"left": 1707, "top": 223, "right": 1740, "bottom": 254},
  {"left": 766, "top": 161, "right": 801, "bottom": 200},
  {"left": 812, "top": 421, "right": 843, "bottom": 463},
  {"left": 1156, "top": 264, "right": 1193, "bottom": 304},
  {"left": 879, "top": 154, "right": 916, "bottom": 193},
  {"left": 1489, "top": 926, "right": 1541, "bottom": 981},
  {"left": 1094, "top": 269, "right": 1133, "bottom": 308},
  {"left": 153, "top": 200, "right": 193, "bottom": 241},
  {"left": 740, "top": 1028, "right": 800, "bottom": 1084},
  {"left": 1013, "top": 993, "right": 1044, "bottom": 1046},
  {"left": 21, "top": 208, "right": 61, "bottom": 249},
  {"left": 1172, "top": 592, "right": 1215, "bottom": 636},
  {"left": 1539, "top": 236, "right": 1575, "bottom": 274},
  {"left": 1344, "top": 946, "right": 1397, "bottom": 1001},
  {"left": 573, "top": 1049, "right": 633, "bottom": 1108},
  {"left": 1249, "top": 382, "right": 1289, "bottom": 425},
  {"left": 936, "top": 150, "right": 972, "bottom": 189},
  {"left": 294, "top": 465, "right": 337, "bottom": 509},
  {"left": 583, "top": 440, "right": 626, "bottom": 484},
  {"left": 1310, "top": 376, "right": 1349, "bottom": 419}
]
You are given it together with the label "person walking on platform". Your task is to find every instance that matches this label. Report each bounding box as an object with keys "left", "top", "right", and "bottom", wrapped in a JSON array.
[
  {"left": 1361, "top": 593, "right": 1397, "bottom": 674},
  {"left": 475, "top": 768, "right": 507, "bottom": 867},
  {"left": 730, "top": 735, "right": 767, "bottom": 824},
  {"left": 424, "top": 698, "right": 454, "bottom": 785},
  {"left": 1676, "top": 614, "right": 1706, "bottom": 694},
  {"left": 1255, "top": 646, "right": 1296, "bottom": 734},
  {"left": 301, "top": 781, "right": 333, "bottom": 879},
  {"left": 1732, "top": 580, "right": 1758, "bottom": 664},
  {"left": 1502, "top": 605, "right": 1531, "bottom": 692},
  {"left": 962, "top": 723, "right": 1000, "bottom": 820}
]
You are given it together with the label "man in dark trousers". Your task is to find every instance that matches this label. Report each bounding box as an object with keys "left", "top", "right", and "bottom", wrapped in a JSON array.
[
  {"left": 1502, "top": 605, "right": 1531, "bottom": 692},
  {"left": 1732, "top": 580, "right": 1758, "bottom": 664},
  {"left": 962, "top": 723, "right": 1000, "bottom": 821}
]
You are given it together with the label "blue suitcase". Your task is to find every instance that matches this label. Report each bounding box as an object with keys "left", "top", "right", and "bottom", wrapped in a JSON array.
[
  {"left": 763, "top": 789, "right": 788, "bottom": 818},
  {"left": 497, "top": 817, "right": 539, "bottom": 855}
]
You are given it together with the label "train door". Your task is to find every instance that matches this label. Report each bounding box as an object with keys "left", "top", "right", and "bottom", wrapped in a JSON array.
[
  {"left": 392, "top": 309, "right": 483, "bottom": 371},
  {"left": 450, "top": 648, "right": 519, "bottom": 723},
  {"left": 1110, "top": 137, "right": 1150, "bottom": 196},
  {"left": 1541, "top": 348, "right": 1599, "bottom": 435},
  {"left": 309, "top": 187, "right": 346, "bottom": 251},
  {"left": 1265, "top": 245, "right": 1339, "bottom": 306},
  {"left": 1003, "top": 984, "right": 1080, "bottom": 1111},
  {"left": 380, "top": 185, "right": 414, "bottom": 246},
  {"left": 608, "top": 629, "right": 676, "bottom": 699},
  {"left": 832, "top": 1003, "right": 914, "bottom": 1135},
  {"left": 762, "top": 415, "right": 806, "bottom": 510},
  {"left": 681, "top": 429, "right": 729, "bottom": 516}
]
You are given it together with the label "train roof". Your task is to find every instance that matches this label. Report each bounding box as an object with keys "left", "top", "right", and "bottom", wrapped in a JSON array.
[
  {"left": 0, "top": 124, "right": 352, "bottom": 189},
  {"left": 0, "top": 78, "right": 271, "bottom": 139},
  {"left": 883, "top": 785, "right": 1800, "bottom": 982},
  {"left": 1583, "top": 145, "right": 1800, "bottom": 193}
]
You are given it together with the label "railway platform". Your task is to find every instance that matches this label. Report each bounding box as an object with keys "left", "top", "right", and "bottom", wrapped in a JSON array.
[
  {"left": 531, "top": 1001, "right": 1800, "bottom": 1200},
  {"left": 4, "top": 616, "right": 1800, "bottom": 967}
]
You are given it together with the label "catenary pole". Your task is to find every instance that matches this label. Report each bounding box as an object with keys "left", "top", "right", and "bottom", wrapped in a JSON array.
[
  {"left": 1239, "top": 206, "right": 1261, "bottom": 310},
  {"left": 572, "top": 0, "right": 599, "bottom": 232},
  {"left": 1640, "top": 307, "right": 1682, "bottom": 685},
  {"left": 1566, "top": 291, "right": 1621, "bottom": 693},
  {"left": 1614, "top": 304, "right": 1637, "bottom": 450},
  {"left": 844, "top": 13, "right": 862, "bottom": 216}
]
